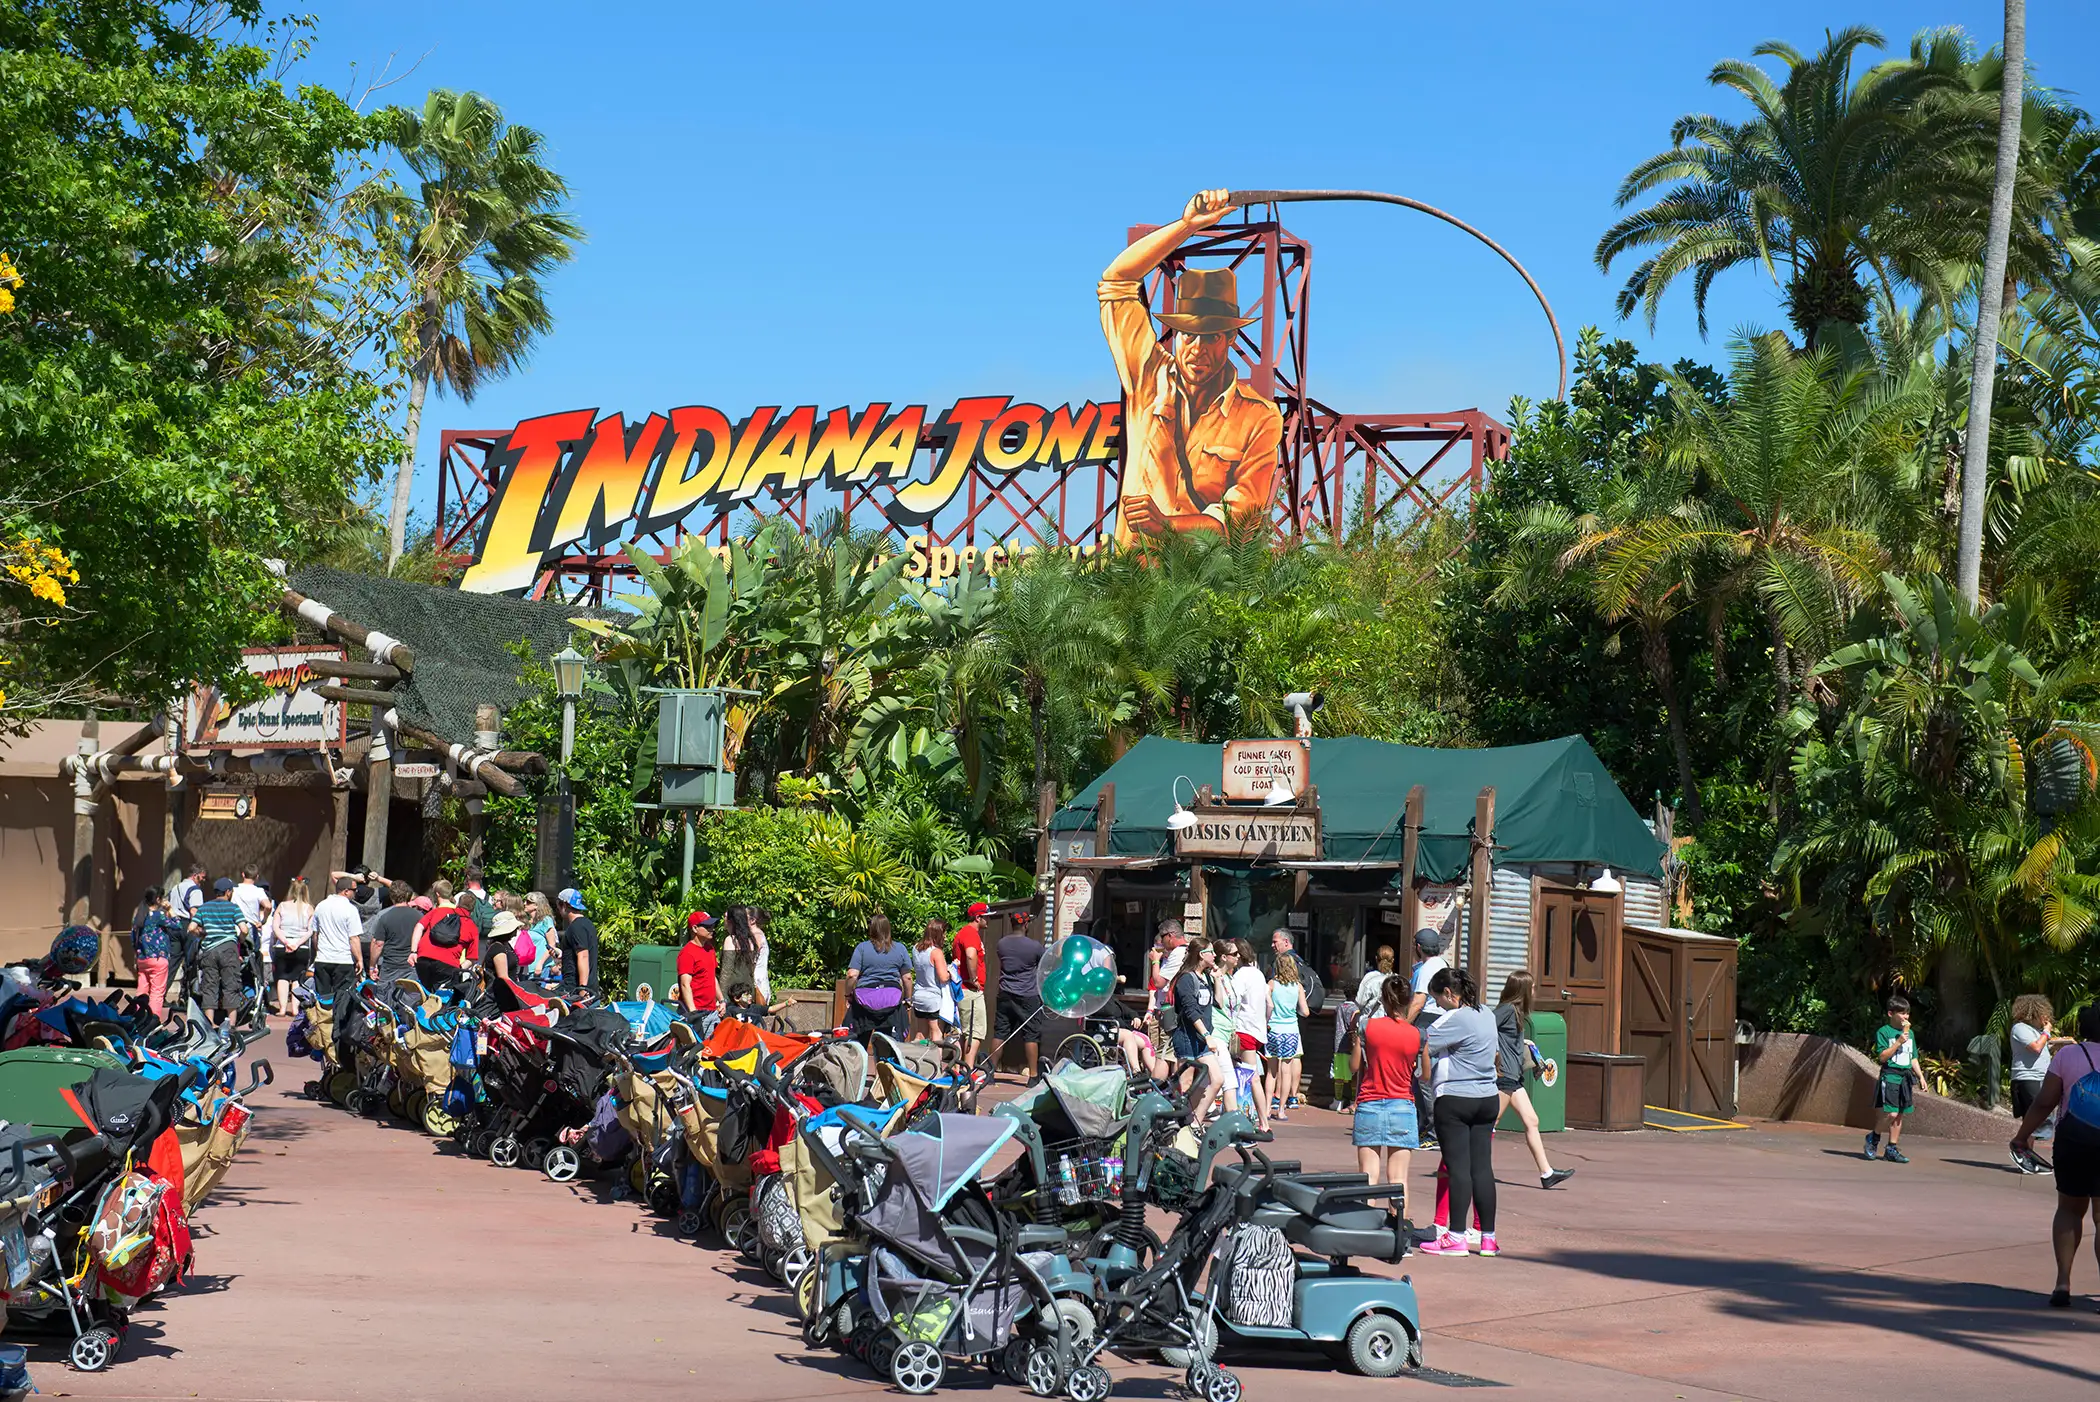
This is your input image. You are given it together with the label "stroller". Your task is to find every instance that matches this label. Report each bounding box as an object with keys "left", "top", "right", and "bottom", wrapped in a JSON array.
[
  {"left": 525, "top": 1004, "right": 633, "bottom": 1182},
  {"left": 869, "top": 1033, "right": 989, "bottom": 1124},
  {"left": 383, "top": 979, "right": 467, "bottom": 1131},
  {"left": 836, "top": 1112, "right": 1079, "bottom": 1396},
  {"left": 991, "top": 1062, "right": 1130, "bottom": 1239},
  {"left": 0, "top": 1066, "right": 190, "bottom": 1373},
  {"left": 605, "top": 1020, "right": 698, "bottom": 1215}
]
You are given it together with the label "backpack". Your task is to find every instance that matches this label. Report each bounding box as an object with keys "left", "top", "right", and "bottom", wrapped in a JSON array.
[
  {"left": 91, "top": 1167, "right": 190, "bottom": 1306},
  {"left": 427, "top": 912, "right": 465, "bottom": 950},
  {"left": 2061, "top": 1042, "right": 2100, "bottom": 1129},
  {"left": 1224, "top": 1224, "right": 1296, "bottom": 1327}
]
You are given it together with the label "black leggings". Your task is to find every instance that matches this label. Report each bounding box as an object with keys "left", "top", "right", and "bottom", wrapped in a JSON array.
[{"left": 1434, "top": 1092, "right": 1501, "bottom": 1234}]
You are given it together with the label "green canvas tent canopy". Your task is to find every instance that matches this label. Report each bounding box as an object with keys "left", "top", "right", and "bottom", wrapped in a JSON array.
[{"left": 1049, "top": 734, "right": 1664, "bottom": 882}]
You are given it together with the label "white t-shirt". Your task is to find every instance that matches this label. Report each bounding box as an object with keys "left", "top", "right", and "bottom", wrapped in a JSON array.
[
  {"left": 1153, "top": 944, "right": 1188, "bottom": 1009},
  {"left": 1229, "top": 965, "right": 1269, "bottom": 1040},
  {"left": 231, "top": 881, "right": 271, "bottom": 930},
  {"left": 312, "top": 894, "right": 363, "bottom": 965},
  {"left": 2011, "top": 1022, "right": 2052, "bottom": 1082}
]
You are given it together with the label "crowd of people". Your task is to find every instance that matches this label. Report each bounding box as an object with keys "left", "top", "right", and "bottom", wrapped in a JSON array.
[{"left": 130, "top": 862, "right": 612, "bottom": 1022}]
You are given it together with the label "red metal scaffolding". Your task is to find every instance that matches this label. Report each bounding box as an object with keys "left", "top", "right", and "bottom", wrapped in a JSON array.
[{"left": 435, "top": 208, "right": 1509, "bottom": 601}]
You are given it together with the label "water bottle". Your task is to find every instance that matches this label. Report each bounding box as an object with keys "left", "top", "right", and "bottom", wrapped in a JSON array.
[
  {"left": 1057, "top": 1153, "right": 1079, "bottom": 1206},
  {"left": 1105, "top": 1156, "right": 1123, "bottom": 1197}
]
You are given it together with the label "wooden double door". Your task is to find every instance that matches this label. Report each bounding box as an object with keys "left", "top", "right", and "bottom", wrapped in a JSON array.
[
  {"left": 1623, "top": 928, "right": 1738, "bottom": 1115},
  {"left": 1531, "top": 884, "right": 1619, "bottom": 1055}
]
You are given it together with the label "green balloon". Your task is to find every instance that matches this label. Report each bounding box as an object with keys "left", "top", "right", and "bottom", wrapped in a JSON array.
[
  {"left": 1042, "top": 969, "right": 1082, "bottom": 1013},
  {"left": 1080, "top": 965, "right": 1116, "bottom": 998},
  {"left": 1059, "top": 937, "right": 1092, "bottom": 972}
]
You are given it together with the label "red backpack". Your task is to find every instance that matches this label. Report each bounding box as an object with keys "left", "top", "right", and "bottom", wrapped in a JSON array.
[{"left": 89, "top": 1167, "right": 191, "bottom": 1307}]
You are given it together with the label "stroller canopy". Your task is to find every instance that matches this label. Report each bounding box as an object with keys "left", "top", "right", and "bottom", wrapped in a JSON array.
[
  {"left": 870, "top": 1032, "right": 945, "bottom": 1082},
  {"left": 702, "top": 1017, "right": 810, "bottom": 1071},
  {"left": 795, "top": 1039, "right": 870, "bottom": 1104},
  {"left": 611, "top": 999, "right": 676, "bottom": 1043},
  {"left": 1009, "top": 1062, "right": 1129, "bottom": 1141},
  {"left": 895, "top": 1113, "right": 1017, "bottom": 1212}
]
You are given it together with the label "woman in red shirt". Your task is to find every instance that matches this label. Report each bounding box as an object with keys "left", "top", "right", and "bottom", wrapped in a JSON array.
[
  {"left": 1349, "top": 974, "right": 1423, "bottom": 1186},
  {"left": 412, "top": 882, "right": 480, "bottom": 995}
]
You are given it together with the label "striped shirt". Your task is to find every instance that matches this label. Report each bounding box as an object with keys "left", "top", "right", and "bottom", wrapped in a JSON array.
[{"left": 193, "top": 898, "right": 245, "bottom": 948}]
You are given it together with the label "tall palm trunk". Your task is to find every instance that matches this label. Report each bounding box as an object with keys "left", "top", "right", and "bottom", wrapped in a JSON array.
[
  {"left": 1027, "top": 675, "right": 1049, "bottom": 801},
  {"left": 386, "top": 367, "right": 430, "bottom": 571},
  {"left": 1764, "top": 601, "right": 1793, "bottom": 719},
  {"left": 1642, "top": 622, "right": 1704, "bottom": 830},
  {"left": 1956, "top": 0, "right": 2025, "bottom": 606}
]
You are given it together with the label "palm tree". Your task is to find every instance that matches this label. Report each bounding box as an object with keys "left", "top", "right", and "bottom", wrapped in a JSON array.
[
  {"left": 1492, "top": 465, "right": 1708, "bottom": 828},
  {"left": 1623, "top": 334, "right": 1932, "bottom": 720},
  {"left": 376, "top": 90, "right": 580, "bottom": 569},
  {"left": 1598, "top": 27, "right": 1986, "bottom": 346},
  {"left": 989, "top": 558, "right": 1117, "bottom": 803}
]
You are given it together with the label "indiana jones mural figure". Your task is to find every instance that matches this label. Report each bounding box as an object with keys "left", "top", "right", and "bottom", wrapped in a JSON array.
[{"left": 1101, "top": 188, "right": 1283, "bottom": 544}]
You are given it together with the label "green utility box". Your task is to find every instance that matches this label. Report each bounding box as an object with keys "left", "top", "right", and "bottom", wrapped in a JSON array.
[
  {"left": 627, "top": 944, "right": 679, "bottom": 1003},
  {"left": 0, "top": 1046, "right": 125, "bottom": 1135},
  {"left": 1500, "top": 1010, "right": 1566, "bottom": 1133}
]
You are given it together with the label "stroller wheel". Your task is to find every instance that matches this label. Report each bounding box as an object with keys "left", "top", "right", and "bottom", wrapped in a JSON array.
[
  {"left": 1203, "top": 1368, "right": 1243, "bottom": 1402},
  {"left": 734, "top": 1216, "right": 762, "bottom": 1262},
  {"left": 761, "top": 1246, "right": 783, "bottom": 1281},
  {"left": 422, "top": 1101, "right": 458, "bottom": 1137},
  {"left": 779, "top": 1244, "right": 812, "bottom": 1287},
  {"left": 802, "top": 1306, "right": 833, "bottom": 1349},
  {"left": 721, "top": 1201, "right": 755, "bottom": 1257},
  {"left": 69, "top": 1325, "right": 119, "bottom": 1372},
  {"left": 488, "top": 1136, "right": 522, "bottom": 1168},
  {"left": 628, "top": 1158, "right": 649, "bottom": 1194},
  {"left": 866, "top": 1334, "right": 898, "bottom": 1377},
  {"left": 674, "top": 1209, "right": 705, "bottom": 1239},
  {"left": 467, "top": 1128, "right": 496, "bottom": 1159},
  {"left": 522, "top": 1137, "right": 553, "bottom": 1168},
  {"left": 1345, "top": 1312, "right": 1413, "bottom": 1378},
  {"left": 1065, "top": 1362, "right": 1112, "bottom": 1402},
  {"left": 890, "top": 1340, "right": 944, "bottom": 1395},
  {"left": 792, "top": 1259, "right": 820, "bottom": 1319},
  {"left": 386, "top": 1082, "right": 407, "bottom": 1118},
  {"left": 406, "top": 1088, "right": 428, "bottom": 1124},
  {"left": 324, "top": 1068, "right": 356, "bottom": 1106},
  {"left": 846, "top": 1318, "right": 879, "bottom": 1362},
  {"left": 1159, "top": 1313, "right": 1216, "bottom": 1369},
  {"left": 1021, "top": 1343, "right": 1065, "bottom": 1398},
  {"left": 344, "top": 1088, "right": 367, "bottom": 1115},
  {"left": 647, "top": 1176, "right": 680, "bottom": 1218},
  {"left": 543, "top": 1144, "right": 582, "bottom": 1182}
]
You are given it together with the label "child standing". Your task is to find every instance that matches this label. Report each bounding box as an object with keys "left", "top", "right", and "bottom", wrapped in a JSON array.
[{"left": 1866, "top": 994, "right": 1919, "bottom": 1163}]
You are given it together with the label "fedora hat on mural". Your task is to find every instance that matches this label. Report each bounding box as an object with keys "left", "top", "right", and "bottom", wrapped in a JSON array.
[{"left": 1156, "top": 267, "right": 1256, "bottom": 335}]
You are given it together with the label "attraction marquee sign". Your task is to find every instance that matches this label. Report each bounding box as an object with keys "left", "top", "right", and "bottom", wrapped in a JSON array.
[
  {"left": 184, "top": 645, "right": 349, "bottom": 750},
  {"left": 458, "top": 397, "right": 1125, "bottom": 594}
]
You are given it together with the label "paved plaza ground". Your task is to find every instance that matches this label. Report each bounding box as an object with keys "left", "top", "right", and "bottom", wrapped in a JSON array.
[{"left": 25, "top": 1073, "right": 2100, "bottom": 1401}]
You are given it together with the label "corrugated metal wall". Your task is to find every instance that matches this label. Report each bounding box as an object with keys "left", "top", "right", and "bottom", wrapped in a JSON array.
[
  {"left": 1485, "top": 866, "right": 1532, "bottom": 1005},
  {"left": 1623, "top": 874, "right": 1665, "bottom": 929}
]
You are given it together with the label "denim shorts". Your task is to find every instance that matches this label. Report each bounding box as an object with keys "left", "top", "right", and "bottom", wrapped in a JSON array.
[{"left": 1351, "top": 1097, "right": 1420, "bottom": 1149}]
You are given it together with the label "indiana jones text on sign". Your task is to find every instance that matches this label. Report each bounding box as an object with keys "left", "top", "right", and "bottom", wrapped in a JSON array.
[{"left": 1173, "top": 810, "right": 1320, "bottom": 861}]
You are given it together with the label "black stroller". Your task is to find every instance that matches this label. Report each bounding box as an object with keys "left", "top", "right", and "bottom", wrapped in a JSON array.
[
  {"left": 514, "top": 1005, "right": 631, "bottom": 1182},
  {"left": 839, "top": 1111, "right": 1077, "bottom": 1395}
]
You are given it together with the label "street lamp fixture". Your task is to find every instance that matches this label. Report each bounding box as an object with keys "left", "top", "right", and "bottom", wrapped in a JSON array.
[
  {"left": 550, "top": 645, "right": 586, "bottom": 892},
  {"left": 1166, "top": 775, "right": 1200, "bottom": 831}
]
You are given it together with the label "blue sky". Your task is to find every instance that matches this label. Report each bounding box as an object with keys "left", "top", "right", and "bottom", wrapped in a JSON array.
[{"left": 293, "top": 1, "right": 2100, "bottom": 526}]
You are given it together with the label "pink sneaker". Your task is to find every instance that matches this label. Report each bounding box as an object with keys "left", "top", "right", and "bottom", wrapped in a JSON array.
[
  {"left": 1419, "top": 1231, "right": 1471, "bottom": 1255},
  {"left": 1477, "top": 1233, "right": 1500, "bottom": 1257}
]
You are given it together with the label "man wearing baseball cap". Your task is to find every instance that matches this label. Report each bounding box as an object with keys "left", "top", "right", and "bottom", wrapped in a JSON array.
[
  {"left": 677, "top": 911, "right": 720, "bottom": 1035},
  {"left": 953, "top": 902, "right": 989, "bottom": 1062},
  {"left": 555, "top": 887, "right": 599, "bottom": 996}
]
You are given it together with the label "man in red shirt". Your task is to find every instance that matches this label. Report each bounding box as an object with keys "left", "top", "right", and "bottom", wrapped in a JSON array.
[
  {"left": 677, "top": 911, "right": 720, "bottom": 1033},
  {"left": 952, "top": 901, "right": 988, "bottom": 1062},
  {"left": 411, "top": 878, "right": 480, "bottom": 994}
]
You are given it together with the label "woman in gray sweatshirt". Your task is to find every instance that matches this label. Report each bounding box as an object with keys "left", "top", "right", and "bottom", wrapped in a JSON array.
[{"left": 1420, "top": 967, "right": 1502, "bottom": 1255}]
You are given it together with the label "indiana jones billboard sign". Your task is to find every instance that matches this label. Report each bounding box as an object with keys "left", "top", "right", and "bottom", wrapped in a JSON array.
[{"left": 457, "top": 191, "right": 1286, "bottom": 595}]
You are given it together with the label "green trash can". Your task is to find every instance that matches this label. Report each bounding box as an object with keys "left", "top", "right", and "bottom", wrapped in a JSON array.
[
  {"left": 1498, "top": 1010, "right": 1566, "bottom": 1133},
  {"left": 627, "top": 944, "right": 679, "bottom": 1003}
]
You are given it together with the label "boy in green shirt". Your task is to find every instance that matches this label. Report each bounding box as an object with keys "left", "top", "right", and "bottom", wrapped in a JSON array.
[{"left": 1865, "top": 994, "right": 1919, "bottom": 1163}]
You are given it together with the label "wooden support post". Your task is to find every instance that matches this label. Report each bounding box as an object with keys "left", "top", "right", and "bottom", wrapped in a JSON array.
[
  {"left": 1094, "top": 782, "right": 1114, "bottom": 859},
  {"left": 1399, "top": 785, "right": 1424, "bottom": 934},
  {"left": 329, "top": 784, "right": 351, "bottom": 874},
  {"left": 309, "top": 656, "right": 409, "bottom": 684},
  {"left": 69, "top": 715, "right": 98, "bottom": 926},
  {"left": 279, "top": 586, "right": 416, "bottom": 671},
  {"left": 363, "top": 721, "right": 393, "bottom": 873},
  {"left": 312, "top": 683, "right": 402, "bottom": 711},
  {"left": 1034, "top": 781, "right": 1057, "bottom": 880},
  {"left": 1469, "top": 786, "right": 1497, "bottom": 991},
  {"left": 465, "top": 796, "right": 486, "bottom": 866}
]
